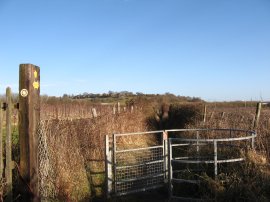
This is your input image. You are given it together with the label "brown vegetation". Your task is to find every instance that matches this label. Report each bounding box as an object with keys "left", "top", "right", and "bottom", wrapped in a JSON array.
[{"left": 37, "top": 99, "right": 270, "bottom": 201}]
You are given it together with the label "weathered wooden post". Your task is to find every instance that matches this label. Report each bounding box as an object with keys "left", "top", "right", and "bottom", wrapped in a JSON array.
[
  {"left": 6, "top": 87, "right": 13, "bottom": 202},
  {"left": 221, "top": 112, "right": 225, "bottom": 120},
  {"left": 0, "top": 101, "right": 2, "bottom": 178},
  {"left": 254, "top": 102, "right": 262, "bottom": 129},
  {"left": 210, "top": 112, "right": 214, "bottom": 121},
  {"left": 113, "top": 105, "right": 116, "bottom": 115},
  {"left": 203, "top": 105, "right": 207, "bottom": 123},
  {"left": 117, "top": 102, "right": 121, "bottom": 113},
  {"left": 19, "top": 64, "right": 40, "bottom": 201},
  {"left": 92, "top": 108, "right": 97, "bottom": 118},
  {"left": 0, "top": 101, "right": 3, "bottom": 179}
]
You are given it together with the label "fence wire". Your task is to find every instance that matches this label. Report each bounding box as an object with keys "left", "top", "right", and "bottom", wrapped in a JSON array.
[{"left": 38, "top": 121, "right": 56, "bottom": 200}]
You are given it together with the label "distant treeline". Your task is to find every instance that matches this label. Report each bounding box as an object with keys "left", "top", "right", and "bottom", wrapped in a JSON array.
[{"left": 64, "top": 91, "right": 203, "bottom": 103}]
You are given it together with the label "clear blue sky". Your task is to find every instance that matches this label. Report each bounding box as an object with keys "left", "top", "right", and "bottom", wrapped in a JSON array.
[{"left": 0, "top": 0, "right": 269, "bottom": 101}]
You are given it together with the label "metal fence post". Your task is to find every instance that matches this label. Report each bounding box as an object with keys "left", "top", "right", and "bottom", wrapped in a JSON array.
[
  {"left": 105, "top": 135, "right": 113, "bottom": 198},
  {"left": 168, "top": 138, "right": 173, "bottom": 199},
  {"left": 162, "top": 131, "right": 168, "bottom": 183},
  {"left": 196, "top": 131, "right": 200, "bottom": 172},
  {"left": 113, "top": 134, "right": 117, "bottom": 194},
  {"left": 214, "top": 140, "right": 218, "bottom": 179},
  {"left": 6, "top": 87, "right": 13, "bottom": 202}
]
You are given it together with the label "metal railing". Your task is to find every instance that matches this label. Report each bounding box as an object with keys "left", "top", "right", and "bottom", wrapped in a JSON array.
[
  {"left": 105, "top": 128, "right": 257, "bottom": 200},
  {"left": 167, "top": 129, "right": 256, "bottom": 201}
]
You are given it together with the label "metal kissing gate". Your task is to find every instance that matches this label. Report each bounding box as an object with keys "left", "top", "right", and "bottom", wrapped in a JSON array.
[
  {"left": 105, "top": 129, "right": 257, "bottom": 199},
  {"left": 105, "top": 131, "right": 168, "bottom": 197}
]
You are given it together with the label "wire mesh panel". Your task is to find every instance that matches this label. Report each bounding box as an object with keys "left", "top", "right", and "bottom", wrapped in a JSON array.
[{"left": 112, "top": 131, "right": 166, "bottom": 196}]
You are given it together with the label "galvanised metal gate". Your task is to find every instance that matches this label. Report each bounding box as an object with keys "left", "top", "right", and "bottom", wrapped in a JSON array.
[
  {"left": 105, "top": 131, "right": 169, "bottom": 197},
  {"left": 106, "top": 129, "right": 257, "bottom": 200},
  {"left": 167, "top": 129, "right": 257, "bottom": 201}
]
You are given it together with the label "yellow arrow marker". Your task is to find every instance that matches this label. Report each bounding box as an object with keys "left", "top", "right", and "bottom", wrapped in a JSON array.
[
  {"left": 33, "top": 81, "right": 40, "bottom": 89},
  {"left": 34, "top": 70, "right": 38, "bottom": 78}
]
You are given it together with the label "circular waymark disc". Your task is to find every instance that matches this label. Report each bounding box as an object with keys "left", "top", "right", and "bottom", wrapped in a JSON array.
[{"left": 20, "top": 89, "right": 28, "bottom": 97}]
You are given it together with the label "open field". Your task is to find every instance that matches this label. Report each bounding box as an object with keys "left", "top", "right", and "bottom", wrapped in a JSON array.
[
  {"left": 37, "top": 99, "right": 270, "bottom": 201},
  {"left": 1, "top": 97, "right": 270, "bottom": 201}
]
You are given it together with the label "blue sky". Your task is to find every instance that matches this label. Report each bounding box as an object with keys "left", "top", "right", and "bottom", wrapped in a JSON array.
[{"left": 0, "top": 0, "right": 269, "bottom": 101}]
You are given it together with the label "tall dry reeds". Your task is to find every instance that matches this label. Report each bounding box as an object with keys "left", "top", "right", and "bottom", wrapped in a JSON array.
[{"left": 39, "top": 107, "right": 148, "bottom": 201}]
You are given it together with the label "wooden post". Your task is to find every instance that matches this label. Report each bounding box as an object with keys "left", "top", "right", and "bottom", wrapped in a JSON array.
[
  {"left": 210, "top": 112, "right": 214, "bottom": 121},
  {"left": 113, "top": 105, "right": 116, "bottom": 115},
  {"left": 0, "top": 101, "right": 3, "bottom": 179},
  {"left": 6, "top": 87, "right": 13, "bottom": 202},
  {"left": 117, "top": 102, "right": 121, "bottom": 113},
  {"left": 254, "top": 102, "right": 262, "bottom": 129},
  {"left": 19, "top": 64, "right": 40, "bottom": 201},
  {"left": 219, "top": 112, "right": 225, "bottom": 126},
  {"left": 221, "top": 112, "right": 225, "bottom": 119},
  {"left": 203, "top": 105, "right": 207, "bottom": 123},
  {"left": 92, "top": 108, "right": 97, "bottom": 118}
]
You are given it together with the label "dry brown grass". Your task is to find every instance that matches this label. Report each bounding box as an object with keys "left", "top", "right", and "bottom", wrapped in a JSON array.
[
  {"left": 39, "top": 106, "right": 149, "bottom": 201},
  {"left": 199, "top": 106, "right": 270, "bottom": 159},
  {"left": 38, "top": 101, "right": 270, "bottom": 201},
  {"left": 191, "top": 105, "right": 270, "bottom": 201}
]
